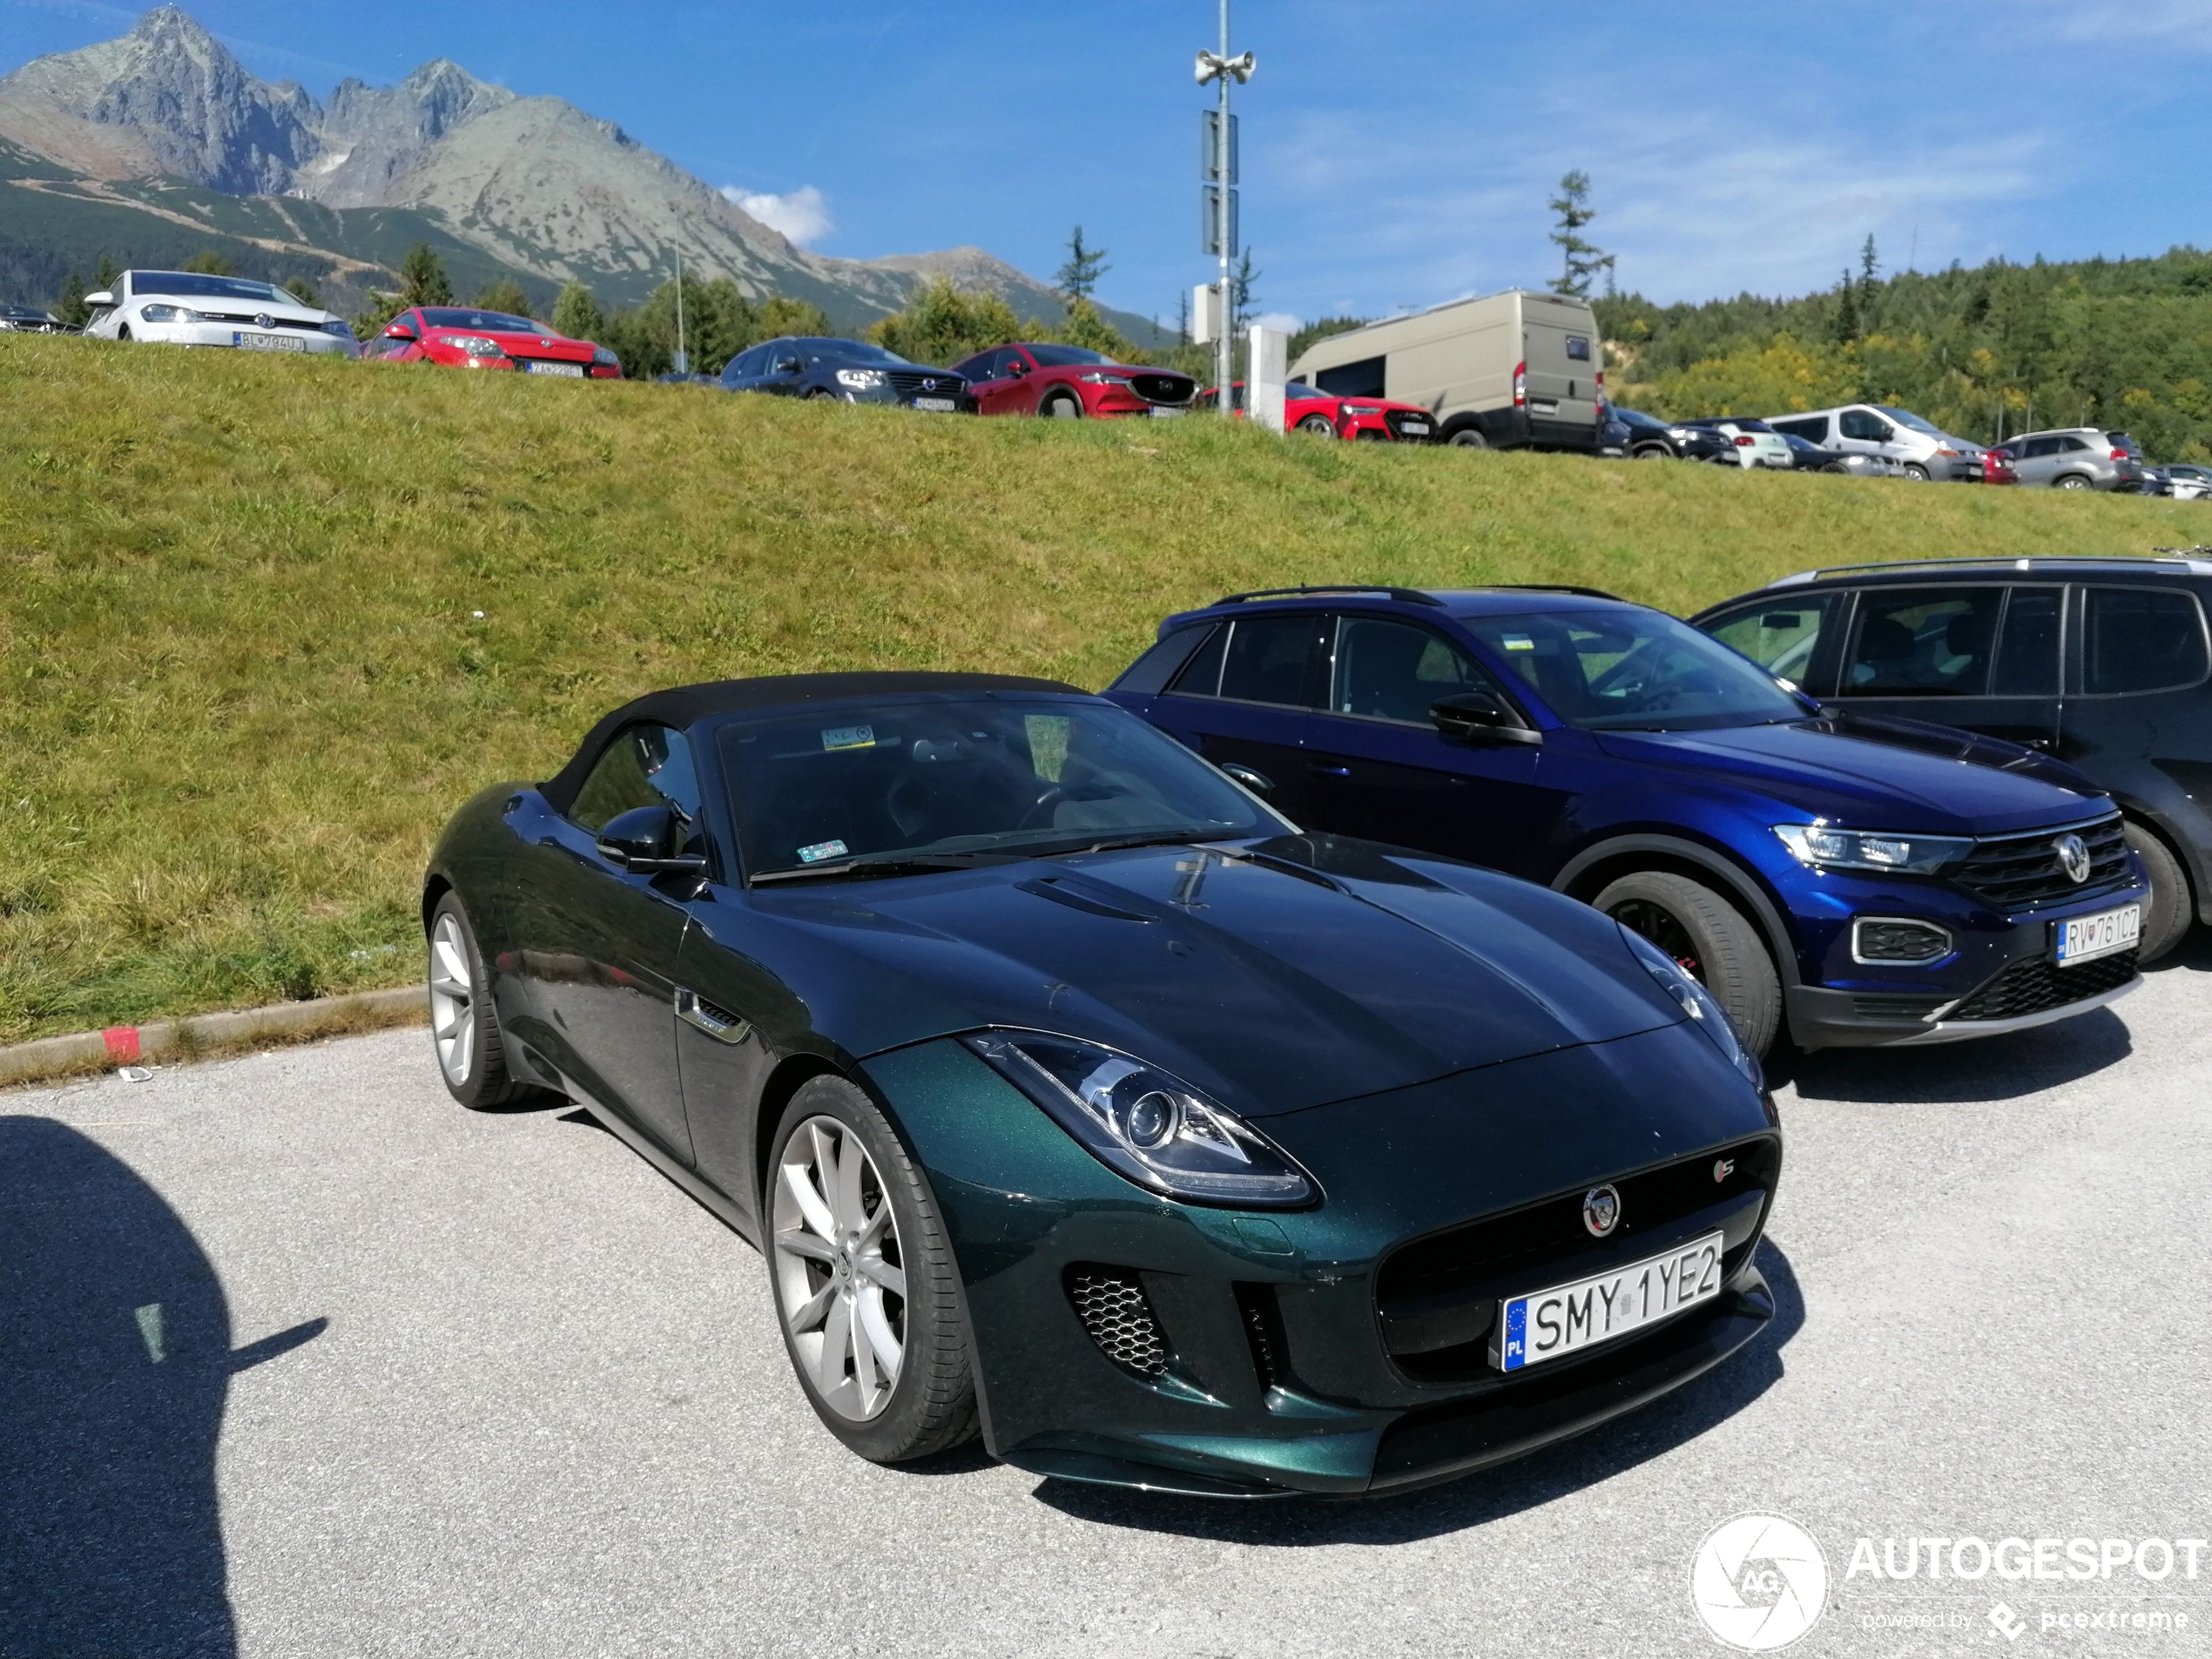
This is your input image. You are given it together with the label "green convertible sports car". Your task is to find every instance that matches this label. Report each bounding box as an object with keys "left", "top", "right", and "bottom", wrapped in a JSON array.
[{"left": 422, "top": 671, "right": 1781, "bottom": 1496}]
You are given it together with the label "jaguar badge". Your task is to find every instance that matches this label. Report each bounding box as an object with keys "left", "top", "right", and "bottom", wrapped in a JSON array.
[{"left": 1582, "top": 1184, "right": 1622, "bottom": 1238}]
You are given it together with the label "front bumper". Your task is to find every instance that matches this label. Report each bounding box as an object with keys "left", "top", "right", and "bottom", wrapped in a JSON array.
[
  {"left": 863, "top": 1023, "right": 1777, "bottom": 1497},
  {"left": 134, "top": 320, "right": 354, "bottom": 356}
]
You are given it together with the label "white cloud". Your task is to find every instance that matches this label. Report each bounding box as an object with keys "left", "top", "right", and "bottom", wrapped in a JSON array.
[
  {"left": 1251, "top": 310, "right": 1303, "bottom": 335},
  {"left": 719, "top": 185, "right": 833, "bottom": 246}
]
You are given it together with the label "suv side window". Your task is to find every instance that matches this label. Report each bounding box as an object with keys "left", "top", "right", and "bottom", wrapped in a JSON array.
[
  {"left": 2082, "top": 588, "right": 2210, "bottom": 695},
  {"left": 1992, "top": 587, "right": 2062, "bottom": 696},
  {"left": 2020, "top": 436, "right": 2058, "bottom": 458},
  {"left": 2060, "top": 435, "right": 2089, "bottom": 453},
  {"left": 1704, "top": 595, "right": 1835, "bottom": 689},
  {"left": 1218, "top": 615, "right": 1322, "bottom": 706},
  {"left": 1330, "top": 617, "right": 1499, "bottom": 724},
  {"left": 570, "top": 724, "right": 705, "bottom": 840},
  {"left": 1844, "top": 588, "right": 2003, "bottom": 696},
  {"left": 1114, "top": 623, "right": 1212, "bottom": 695}
]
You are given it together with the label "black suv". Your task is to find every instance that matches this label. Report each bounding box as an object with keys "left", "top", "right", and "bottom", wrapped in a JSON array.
[
  {"left": 1692, "top": 555, "right": 2212, "bottom": 960},
  {"left": 718, "top": 336, "right": 975, "bottom": 412}
]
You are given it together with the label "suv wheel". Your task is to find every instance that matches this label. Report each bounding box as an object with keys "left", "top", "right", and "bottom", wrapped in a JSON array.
[
  {"left": 1595, "top": 871, "right": 1784, "bottom": 1056},
  {"left": 2124, "top": 821, "right": 2193, "bottom": 964},
  {"left": 2056, "top": 473, "right": 2091, "bottom": 489},
  {"left": 1042, "top": 391, "right": 1082, "bottom": 419},
  {"left": 1633, "top": 445, "right": 1669, "bottom": 461}
]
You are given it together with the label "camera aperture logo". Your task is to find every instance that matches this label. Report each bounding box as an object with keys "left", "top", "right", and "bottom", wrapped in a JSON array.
[{"left": 1691, "top": 1513, "right": 1831, "bottom": 1651}]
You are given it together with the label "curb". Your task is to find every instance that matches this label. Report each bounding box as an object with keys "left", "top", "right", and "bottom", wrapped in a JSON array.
[{"left": 0, "top": 984, "right": 428, "bottom": 1089}]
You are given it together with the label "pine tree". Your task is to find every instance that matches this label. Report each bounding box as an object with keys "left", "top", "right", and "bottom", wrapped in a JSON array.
[
  {"left": 57, "top": 270, "right": 89, "bottom": 327},
  {"left": 281, "top": 273, "right": 320, "bottom": 308},
  {"left": 181, "top": 249, "right": 236, "bottom": 276},
  {"left": 398, "top": 243, "right": 454, "bottom": 307},
  {"left": 1231, "top": 249, "right": 1259, "bottom": 332},
  {"left": 474, "top": 279, "right": 532, "bottom": 319},
  {"left": 1055, "top": 226, "right": 1109, "bottom": 302},
  {"left": 551, "top": 281, "right": 604, "bottom": 343},
  {"left": 92, "top": 256, "right": 120, "bottom": 294},
  {"left": 1833, "top": 268, "right": 1861, "bottom": 343},
  {"left": 1547, "top": 171, "right": 1615, "bottom": 299}
]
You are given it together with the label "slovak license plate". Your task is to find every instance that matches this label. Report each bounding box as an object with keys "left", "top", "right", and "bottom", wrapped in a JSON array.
[
  {"left": 233, "top": 331, "right": 305, "bottom": 352},
  {"left": 1150, "top": 405, "right": 1184, "bottom": 418},
  {"left": 1399, "top": 420, "right": 1432, "bottom": 436},
  {"left": 912, "top": 397, "right": 956, "bottom": 412},
  {"left": 1493, "top": 1231, "right": 1724, "bottom": 1372},
  {"left": 2056, "top": 903, "right": 2140, "bottom": 965},
  {"left": 525, "top": 361, "right": 585, "bottom": 377}
]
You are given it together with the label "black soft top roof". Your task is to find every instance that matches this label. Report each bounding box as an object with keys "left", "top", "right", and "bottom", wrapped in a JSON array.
[{"left": 540, "top": 671, "right": 1086, "bottom": 812}]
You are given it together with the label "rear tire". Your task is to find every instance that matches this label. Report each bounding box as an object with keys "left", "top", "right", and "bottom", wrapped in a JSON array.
[
  {"left": 1446, "top": 427, "right": 1488, "bottom": 449},
  {"left": 765, "top": 1076, "right": 980, "bottom": 1464},
  {"left": 2124, "top": 820, "right": 2193, "bottom": 964},
  {"left": 1042, "top": 392, "right": 1082, "bottom": 419},
  {"left": 426, "top": 892, "right": 544, "bottom": 1109},
  {"left": 1595, "top": 870, "right": 1784, "bottom": 1057}
]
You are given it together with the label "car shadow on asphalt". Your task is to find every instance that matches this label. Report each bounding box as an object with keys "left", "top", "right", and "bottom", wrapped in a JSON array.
[
  {"left": 1778, "top": 1005, "right": 2135, "bottom": 1105},
  {"left": 1027, "top": 1238, "right": 1804, "bottom": 1545},
  {"left": 0, "top": 1116, "right": 325, "bottom": 1659}
]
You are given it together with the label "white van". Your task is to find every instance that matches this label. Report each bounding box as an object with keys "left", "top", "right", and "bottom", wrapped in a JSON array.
[
  {"left": 1763, "top": 404, "right": 1985, "bottom": 482},
  {"left": 1289, "top": 289, "right": 1604, "bottom": 450}
]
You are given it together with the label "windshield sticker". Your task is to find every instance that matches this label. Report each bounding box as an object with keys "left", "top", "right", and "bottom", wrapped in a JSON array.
[
  {"left": 820, "top": 725, "right": 874, "bottom": 752},
  {"left": 797, "top": 839, "right": 849, "bottom": 864},
  {"left": 1501, "top": 633, "right": 1535, "bottom": 651}
]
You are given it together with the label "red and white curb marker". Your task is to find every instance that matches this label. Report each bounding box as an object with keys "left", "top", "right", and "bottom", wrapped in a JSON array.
[{"left": 1, "top": 985, "right": 427, "bottom": 1089}]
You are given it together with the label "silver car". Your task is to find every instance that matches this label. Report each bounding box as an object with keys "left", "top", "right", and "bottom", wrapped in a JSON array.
[
  {"left": 82, "top": 269, "right": 358, "bottom": 358},
  {"left": 1764, "top": 404, "right": 1985, "bottom": 481},
  {"left": 2005, "top": 428, "right": 2148, "bottom": 491}
]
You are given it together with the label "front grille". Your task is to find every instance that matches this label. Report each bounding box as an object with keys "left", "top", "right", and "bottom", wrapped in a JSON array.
[
  {"left": 1128, "top": 372, "right": 1195, "bottom": 406},
  {"left": 1374, "top": 1137, "right": 1778, "bottom": 1379},
  {"left": 1952, "top": 815, "right": 2128, "bottom": 909},
  {"left": 1066, "top": 1266, "right": 1168, "bottom": 1376},
  {"left": 1384, "top": 408, "right": 1437, "bottom": 442},
  {"left": 885, "top": 370, "right": 965, "bottom": 398},
  {"left": 1949, "top": 949, "right": 2138, "bottom": 1022}
]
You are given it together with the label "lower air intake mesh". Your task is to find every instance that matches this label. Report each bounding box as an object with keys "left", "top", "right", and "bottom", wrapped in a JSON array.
[{"left": 1066, "top": 1266, "right": 1169, "bottom": 1376}]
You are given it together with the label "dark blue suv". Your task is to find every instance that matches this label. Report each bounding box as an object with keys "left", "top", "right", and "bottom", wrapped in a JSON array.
[{"left": 1106, "top": 585, "right": 2150, "bottom": 1057}]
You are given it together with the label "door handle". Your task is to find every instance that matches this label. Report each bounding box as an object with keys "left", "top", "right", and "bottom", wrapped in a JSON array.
[
  {"left": 675, "top": 987, "right": 752, "bottom": 1044},
  {"left": 1307, "top": 764, "right": 1352, "bottom": 778}
]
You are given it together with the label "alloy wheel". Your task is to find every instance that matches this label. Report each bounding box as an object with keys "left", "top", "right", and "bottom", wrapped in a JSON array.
[
  {"left": 428, "top": 912, "right": 475, "bottom": 1086},
  {"left": 773, "top": 1116, "right": 907, "bottom": 1421},
  {"left": 1612, "top": 897, "right": 1704, "bottom": 981}
]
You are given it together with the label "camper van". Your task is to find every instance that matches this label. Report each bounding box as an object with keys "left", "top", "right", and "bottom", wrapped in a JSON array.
[{"left": 1288, "top": 289, "right": 1605, "bottom": 451}]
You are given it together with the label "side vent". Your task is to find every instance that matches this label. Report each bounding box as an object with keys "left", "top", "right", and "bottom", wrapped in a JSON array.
[
  {"left": 1065, "top": 1266, "right": 1169, "bottom": 1377},
  {"left": 1233, "top": 1282, "right": 1285, "bottom": 1393}
]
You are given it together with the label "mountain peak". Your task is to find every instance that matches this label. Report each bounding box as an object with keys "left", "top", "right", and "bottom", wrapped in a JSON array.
[{"left": 128, "top": 5, "right": 220, "bottom": 47}]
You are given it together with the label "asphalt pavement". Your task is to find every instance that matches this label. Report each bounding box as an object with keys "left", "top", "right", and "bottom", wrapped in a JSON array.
[{"left": 5, "top": 939, "right": 2209, "bottom": 1659}]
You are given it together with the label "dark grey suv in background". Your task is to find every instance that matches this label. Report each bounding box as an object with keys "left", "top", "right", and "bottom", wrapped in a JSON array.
[
  {"left": 1692, "top": 554, "right": 2212, "bottom": 961},
  {"left": 2005, "top": 429, "right": 2148, "bottom": 490}
]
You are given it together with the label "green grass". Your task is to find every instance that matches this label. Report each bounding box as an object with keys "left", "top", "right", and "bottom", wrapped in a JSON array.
[{"left": 3, "top": 333, "right": 2206, "bottom": 1042}]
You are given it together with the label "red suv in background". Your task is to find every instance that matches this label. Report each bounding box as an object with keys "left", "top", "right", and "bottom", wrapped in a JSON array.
[
  {"left": 1202, "top": 380, "right": 1439, "bottom": 442},
  {"left": 947, "top": 342, "right": 1195, "bottom": 418},
  {"left": 362, "top": 306, "right": 623, "bottom": 378}
]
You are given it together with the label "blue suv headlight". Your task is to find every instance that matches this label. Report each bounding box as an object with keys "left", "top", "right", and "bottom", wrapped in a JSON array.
[
  {"left": 1619, "top": 924, "right": 1763, "bottom": 1089},
  {"left": 1773, "top": 822, "right": 1972, "bottom": 875}
]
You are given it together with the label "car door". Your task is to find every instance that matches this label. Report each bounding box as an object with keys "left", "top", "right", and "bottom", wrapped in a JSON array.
[
  {"left": 757, "top": 340, "right": 806, "bottom": 397},
  {"left": 504, "top": 723, "right": 705, "bottom": 1163},
  {"left": 2009, "top": 435, "right": 2060, "bottom": 486},
  {"left": 1522, "top": 320, "right": 1598, "bottom": 444},
  {"left": 671, "top": 890, "right": 798, "bottom": 1234},
  {"left": 1831, "top": 585, "right": 2063, "bottom": 751},
  {"left": 1696, "top": 592, "right": 1844, "bottom": 696},
  {"left": 1300, "top": 613, "right": 1559, "bottom": 879},
  {"left": 1140, "top": 611, "right": 1326, "bottom": 823},
  {"left": 2060, "top": 583, "right": 2212, "bottom": 819}
]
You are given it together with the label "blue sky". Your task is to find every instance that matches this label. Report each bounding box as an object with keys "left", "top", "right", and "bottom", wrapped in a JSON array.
[{"left": 4, "top": 0, "right": 2206, "bottom": 327}]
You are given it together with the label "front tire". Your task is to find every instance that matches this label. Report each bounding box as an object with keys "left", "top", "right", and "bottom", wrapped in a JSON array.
[
  {"left": 1595, "top": 870, "right": 1783, "bottom": 1057},
  {"left": 426, "top": 892, "right": 542, "bottom": 1109},
  {"left": 766, "top": 1076, "right": 979, "bottom": 1463},
  {"left": 1042, "top": 391, "right": 1082, "bottom": 419},
  {"left": 1446, "top": 426, "right": 1488, "bottom": 449},
  {"left": 1902, "top": 463, "right": 1931, "bottom": 481},
  {"left": 1295, "top": 412, "right": 1338, "bottom": 437},
  {"left": 2124, "top": 821, "right": 2193, "bottom": 964},
  {"left": 1633, "top": 445, "right": 1669, "bottom": 461}
]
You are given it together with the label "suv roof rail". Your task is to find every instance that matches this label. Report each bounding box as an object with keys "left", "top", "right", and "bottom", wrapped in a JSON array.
[
  {"left": 1211, "top": 584, "right": 1447, "bottom": 607},
  {"left": 1486, "top": 583, "right": 1624, "bottom": 600},
  {"left": 1767, "top": 554, "right": 2212, "bottom": 587}
]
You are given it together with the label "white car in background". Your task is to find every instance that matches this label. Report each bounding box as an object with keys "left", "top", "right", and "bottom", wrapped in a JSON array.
[
  {"left": 2161, "top": 463, "right": 2212, "bottom": 501},
  {"left": 1687, "top": 416, "right": 1794, "bottom": 469},
  {"left": 83, "top": 269, "right": 358, "bottom": 357}
]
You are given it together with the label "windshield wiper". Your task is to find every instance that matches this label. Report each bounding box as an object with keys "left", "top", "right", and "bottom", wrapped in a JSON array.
[
  {"left": 1047, "top": 830, "right": 1243, "bottom": 858},
  {"left": 748, "top": 851, "right": 1030, "bottom": 886}
]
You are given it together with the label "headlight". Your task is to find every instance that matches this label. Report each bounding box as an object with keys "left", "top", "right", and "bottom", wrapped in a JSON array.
[
  {"left": 437, "top": 334, "right": 505, "bottom": 358},
  {"left": 1618, "top": 926, "right": 1762, "bottom": 1089},
  {"left": 1342, "top": 405, "right": 1381, "bottom": 416},
  {"left": 591, "top": 346, "right": 619, "bottom": 368},
  {"left": 963, "top": 1031, "right": 1315, "bottom": 1208},
  {"left": 320, "top": 320, "right": 355, "bottom": 339},
  {"left": 1077, "top": 370, "right": 1130, "bottom": 384},
  {"left": 835, "top": 368, "right": 884, "bottom": 388},
  {"left": 1772, "top": 823, "right": 1972, "bottom": 875},
  {"left": 139, "top": 304, "right": 204, "bottom": 323}
]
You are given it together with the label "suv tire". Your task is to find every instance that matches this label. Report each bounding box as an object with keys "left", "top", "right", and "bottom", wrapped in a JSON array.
[
  {"left": 2124, "top": 821, "right": 2193, "bottom": 964},
  {"left": 1633, "top": 445, "right": 1670, "bottom": 461},
  {"left": 2056, "top": 473, "right": 2091, "bottom": 489},
  {"left": 1042, "top": 391, "right": 1082, "bottom": 419},
  {"left": 1595, "top": 870, "right": 1784, "bottom": 1056}
]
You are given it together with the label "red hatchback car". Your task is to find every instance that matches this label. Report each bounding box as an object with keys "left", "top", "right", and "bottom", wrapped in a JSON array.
[
  {"left": 1201, "top": 380, "right": 1440, "bottom": 442},
  {"left": 946, "top": 342, "right": 1194, "bottom": 419},
  {"left": 362, "top": 306, "right": 623, "bottom": 379}
]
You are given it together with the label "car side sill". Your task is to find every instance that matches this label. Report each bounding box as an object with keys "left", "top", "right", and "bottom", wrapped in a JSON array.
[{"left": 562, "top": 1078, "right": 762, "bottom": 1250}]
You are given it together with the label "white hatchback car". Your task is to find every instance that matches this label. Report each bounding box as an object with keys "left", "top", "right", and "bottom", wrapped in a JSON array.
[
  {"left": 84, "top": 270, "right": 358, "bottom": 357},
  {"left": 1689, "top": 417, "right": 1794, "bottom": 470},
  {"left": 2161, "top": 463, "right": 2212, "bottom": 501}
]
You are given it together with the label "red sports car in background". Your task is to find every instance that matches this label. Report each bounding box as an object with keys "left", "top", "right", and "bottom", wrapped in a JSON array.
[
  {"left": 1200, "top": 380, "right": 1439, "bottom": 442},
  {"left": 946, "top": 342, "right": 1194, "bottom": 418},
  {"left": 362, "top": 306, "right": 623, "bottom": 378}
]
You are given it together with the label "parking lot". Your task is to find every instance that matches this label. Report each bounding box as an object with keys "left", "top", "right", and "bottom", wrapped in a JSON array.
[{"left": 5, "top": 940, "right": 2209, "bottom": 1659}]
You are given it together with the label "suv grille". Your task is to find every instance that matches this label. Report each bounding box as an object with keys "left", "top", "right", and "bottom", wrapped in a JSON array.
[
  {"left": 1374, "top": 1137, "right": 1779, "bottom": 1379},
  {"left": 1066, "top": 1266, "right": 1168, "bottom": 1376},
  {"left": 886, "top": 370, "right": 965, "bottom": 398},
  {"left": 1949, "top": 949, "right": 2138, "bottom": 1022},
  {"left": 1952, "top": 815, "right": 2128, "bottom": 909},
  {"left": 1127, "top": 371, "right": 1194, "bottom": 406}
]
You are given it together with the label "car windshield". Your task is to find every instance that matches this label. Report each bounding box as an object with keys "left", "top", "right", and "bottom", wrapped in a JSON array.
[
  {"left": 1465, "top": 610, "right": 1810, "bottom": 732},
  {"left": 798, "top": 339, "right": 911, "bottom": 366},
  {"left": 1026, "top": 344, "right": 1115, "bottom": 367},
  {"left": 717, "top": 696, "right": 1283, "bottom": 877},
  {"left": 131, "top": 272, "right": 298, "bottom": 303},
  {"left": 1616, "top": 408, "right": 1664, "bottom": 430},
  {"left": 421, "top": 307, "right": 541, "bottom": 333},
  {"left": 1783, "top": 434, "right": 1815, "bottom": 449},
  {"left": 1875, "top": 405, "right": 1946, "bottom": 437},
  {"left": 1286, "top": 381, "right": 1318, "bottom": 398}
]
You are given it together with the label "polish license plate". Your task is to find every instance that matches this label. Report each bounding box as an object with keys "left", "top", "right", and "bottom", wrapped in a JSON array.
[
  {"left": 525, "top": 361, "right": 585, "bottom": 377},
  {"left": 233, "top": 332, "right": 305, "bottom": 352},
  {"left": 1493, "top": 1231, "right": 1724, "bottom": 1372},
  {"left": 2056, "top": 902, "right": 2140, "bottom": 966},
  {"left": 1150, "top": 405, "right": 1184, "bottom": 418},
  {"left": 1399, "top": 421, "right": 1431, "bottom": 436},
  {"left": 912, "top": 396, "right": 956, "bottom": 412}
]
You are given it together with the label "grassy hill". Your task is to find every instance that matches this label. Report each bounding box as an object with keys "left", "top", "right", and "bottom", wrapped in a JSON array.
[{"left": 3, "top": 333, "right": 2205, "bottom": 1042}]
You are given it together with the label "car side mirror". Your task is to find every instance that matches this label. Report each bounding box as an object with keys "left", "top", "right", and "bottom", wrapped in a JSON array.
[
  {"left": 84, "top": 290, "right": 115, "bottom": 307},
  {"left": 596, "top": 805, "right": 707, "bottom": 874},
  {"left": 1431, "top": 691, "right": 1540, "bottom": 745},
  {"left": 384, "top": 323, "right": 416, "bottom": 340},
  {"left": 1218, "top": 762, "right": 1275, "bottom": 797},
  {"left": 1006, "top": 360, "right": 1028, "bottom": 377},
  {"left": 773, "top": 357, "right": 801, "bottom": 374}
]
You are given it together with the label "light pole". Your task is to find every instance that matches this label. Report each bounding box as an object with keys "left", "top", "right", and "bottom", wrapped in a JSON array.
[{"left": 1197, "top": 5, "right": 1252, "bottom": 412}]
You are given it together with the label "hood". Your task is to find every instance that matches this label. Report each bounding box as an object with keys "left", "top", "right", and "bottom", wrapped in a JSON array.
[
  {"left": 133, "top": 292, "right": 334, "bottom": 326},
  {"left": 466, "top": 327, "right": 592, "bottom": 358},
  {"left": 1595, "top": 713, "right": 2107, "bottom": 835},
  {"left": 727, "top": 835, "right": 1681, "bottom": 1118}
]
